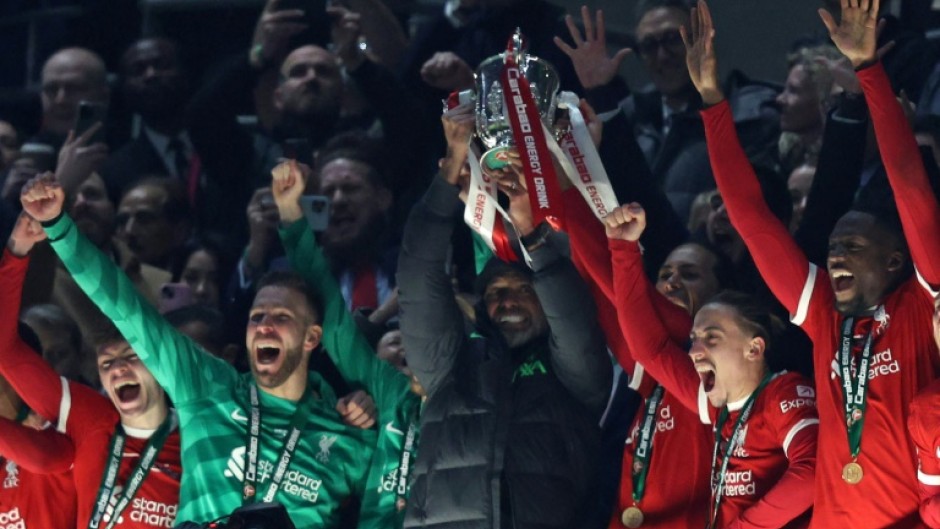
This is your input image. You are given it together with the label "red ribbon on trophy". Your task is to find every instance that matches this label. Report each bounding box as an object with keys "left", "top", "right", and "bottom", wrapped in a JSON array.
[{"left": 499, "top": 35, "right": 565, "bottom": 231}]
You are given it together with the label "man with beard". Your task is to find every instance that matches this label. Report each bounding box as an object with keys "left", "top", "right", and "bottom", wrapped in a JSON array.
[
  {"left": 20, "top": 171, "right": 402, "bottom": 527},
  {"left": 187, "top": 0, "right": 433, "bottom": 247},
  {"left": 98, "top": 38, "right": 194, "bottom": 201},
  {"left": 396, "top": 104, "right": 611, "bottom": 528},
  {"left": 689, "top": 0, "right": 940, "bottom": 526}
]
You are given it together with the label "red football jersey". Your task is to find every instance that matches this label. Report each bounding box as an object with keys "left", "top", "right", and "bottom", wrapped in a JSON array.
[
  {"left": 794, "top": 270, "right": 938, "bottom": 529},
  {"left": 609, "top": 389, "right": 711, "bottom": 529},
  {"left": 909, "top": 378, "right": 940, "bottom": 528},
  {"left": 0, "top": 249, "right": 182, "bottom": 529},
  {"left": 0, "top": 454, "right": 76, "bottom": 529},
  {"left": 702, "top": 372, "right": 817, "bottom": 529}
]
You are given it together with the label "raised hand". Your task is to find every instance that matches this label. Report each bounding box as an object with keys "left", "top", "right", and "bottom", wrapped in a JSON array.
[
  {"left": 328, "top": 4, "right": 365, "bottom": 70},
  {"left": 250, "top": 0, "right": 309, "bottom": 69},
  {"left": 7, "top": 211, "right": 47, "bottom": 257},
  {"left": 554, "top": 6, "right": 632, "bottom": 90},
  {"left": 421, "top": 52, "right": 475, "bottom": 92},
  {"left": 439, "top": 102, "right": 476, "bottom": 185},
  {"left": 56, "top": 124, "right": 108, "bottom": 196},
  {"left": 20, "top": 172, "right": 65, "bottom": 223},
  {"left": 271, "top": 159, "right": 306, "bottom": 223},
  {"left": 819, "top": 0, "right": 880, "bottom": 68},
  {"left": 604, "top": 203, "right": 647, "bottom": 242},
  {"left": 680, "top": 0, "right": 723, "bottom": 105},
  {"left": 336, "top": 390, "right": 377, "bottom": 429}
]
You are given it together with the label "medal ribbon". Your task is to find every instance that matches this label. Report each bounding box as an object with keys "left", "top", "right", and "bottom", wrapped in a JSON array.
[
  {"left": 631, "top": 385, "right": 665, "bottom": 505},
  {"left": 839, "top": 316, "right": 874, "bottom": 461},
  {"left": 708, "top": 372, "right": 774, "bottom": 529},
  {"left": 242, "top": 384, "right": 315, "bottom": 504},
  {"left": 87, "top": 413, "right": 177, "bottom": 529},
  {"left": 500, "top": 38, "right": 565, "bottom": 230}
]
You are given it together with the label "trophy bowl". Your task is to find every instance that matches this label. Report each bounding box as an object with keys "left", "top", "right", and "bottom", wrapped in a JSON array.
[{"left": 473, "top": 38, "right": 561, "bottom": 172}]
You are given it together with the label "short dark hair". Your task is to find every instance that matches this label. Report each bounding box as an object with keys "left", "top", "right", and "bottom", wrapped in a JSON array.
[
  {"left": 256, "top": 270, "right": 325, "bottom": 325},
  {"left": 315, "top": 132, "right": 391, "bottom": 191},
  {"left": 474, "top": 257, "right": 533, "bottom": 297},
  {"left": 703, "top": 290, "right": 782, "bottom": 354}
]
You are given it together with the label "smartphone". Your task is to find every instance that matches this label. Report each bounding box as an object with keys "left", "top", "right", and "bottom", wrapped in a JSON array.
[
  {"left": 283, "top": 138, "right": 314, "bottom": 167},
  {"left": 300, "top": 195, "right": 330, "bottom": 232},
  {"left": 73, "top": 101, "right": 107, "bottom": 143},
  {"left": 158, "top": 282, "right": 195, "bottom": 314},
  {"left": 276, "top": 0, "right": 331, "bottom": 47}
]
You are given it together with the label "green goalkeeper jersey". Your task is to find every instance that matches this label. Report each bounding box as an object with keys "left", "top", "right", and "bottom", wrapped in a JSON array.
[
  {"left": 45, "top": 213, "right": 383, "bottom": 528},
  {"left": 280, "top": 219, "right": 420, "bottom": 529}
]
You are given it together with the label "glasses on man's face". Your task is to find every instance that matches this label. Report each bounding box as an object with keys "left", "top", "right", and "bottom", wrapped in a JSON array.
[{"left": 636, "top": 29, "right": 684, "bottom": 59}]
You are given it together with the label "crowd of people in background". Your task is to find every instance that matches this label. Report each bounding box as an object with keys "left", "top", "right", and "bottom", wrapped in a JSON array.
[{"left": 2, "top": 0, "right": 940, "bottom": 527}]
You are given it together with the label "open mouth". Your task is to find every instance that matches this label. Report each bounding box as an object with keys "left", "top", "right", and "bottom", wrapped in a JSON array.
[
  {"left": 115, "top": 381, "right": 141, "bottom": 403},
  {"left": 695, "top": 364, "right": 716, "bottom": 393},
  {"left": 830, "top": 269, "right": 855, "bottom": 293},
  {"left": 256, "top": 346, "right": 281, "bottom": 365}
]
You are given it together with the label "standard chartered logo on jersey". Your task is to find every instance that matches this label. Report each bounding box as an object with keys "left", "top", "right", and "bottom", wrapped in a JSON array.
[
  {"left": 224, "top": 446, "right": 324, "bottom": 503},
  {"left": 0, "top": 507, "right": 23, "bottom": 529},
  {"left": 101, "top": 485, "right": 177, "bottom": 528}
]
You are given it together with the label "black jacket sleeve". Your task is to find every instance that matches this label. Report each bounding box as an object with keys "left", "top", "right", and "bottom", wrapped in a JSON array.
[
  {"left": 528, "top": 229, "right": 612, "bottom": 414},
  {"left": 397, "top": 176, "right": 468, "bottom": 397}
]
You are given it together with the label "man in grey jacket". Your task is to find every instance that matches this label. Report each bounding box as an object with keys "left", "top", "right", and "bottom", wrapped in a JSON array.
[{"left": 397, "top": 102, "right": 612, "bottom": 529}]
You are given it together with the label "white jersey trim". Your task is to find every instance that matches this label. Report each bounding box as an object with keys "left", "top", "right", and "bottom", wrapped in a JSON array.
[
  {"left": 782, "top": 418, "right": 819, "bottom": 457},
  {"left": 919, "top": 469, "right": 940, "bottom": 486},
  {"left": 698, "top": 383, "right": 711, "bottom": 425},
  {"left": 56, "top": 376, "right": 71, "bottom": 434},
  {"left": 916, "top": 268, "right": 940, "bottom": 298},
  {"left": 629, "top": 364, "right": 645, "bottom": 391},
  {"left": 791, "top": 264, "right": 817, "bottom": 327}
]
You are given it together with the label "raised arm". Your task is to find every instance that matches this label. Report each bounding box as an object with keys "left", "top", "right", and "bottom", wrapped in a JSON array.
[
  {"left": 0, "top": 418, "right": 75, "bottom": 475},
  {"left": 19, "top": 174, "right": 237, "bottom": 406},
  {"left": 821, "top": 0, "right": 940, "bottom": 286},
  {"left": 396, "top": 104, "right": 473, "bottom": 397},
  {"left": 684, "top": 0, "right": 811, "bottom": 314},
  {"left": 606, "top": 204, "right": 701, "bottom": 412},
  {"left": 272, "top": 161, "right": 409, "bottom": 413}
]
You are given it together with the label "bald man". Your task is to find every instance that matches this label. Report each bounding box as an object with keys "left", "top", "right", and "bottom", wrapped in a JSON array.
[{"left": 39, "top": 47, "right": 109, "bottom": 142}]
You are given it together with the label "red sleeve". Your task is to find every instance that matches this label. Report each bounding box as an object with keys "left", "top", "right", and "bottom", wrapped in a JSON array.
[
  {"left": 0, "top": 249, "right": 68, "bottom": 424},
  {"left": 857, "top": 62, "right": 940, "bottom": 288},
  {"left": 909, "top": 383, "right": 940, "bottom": 528},
  {"left": 0, "top": 249, "right": 114, "bottom": 437},
  {"left": 700, "top": 101, "right": 812, "bottom": 314},
  {"left": 730, "top": 376, "right": 818, "bottom": 529},
  {"left": 0, "top": 418, "right": 74, "bottom": 474},
  {"left": 610, "top": 238, "right": 700, "bottom": 412}
]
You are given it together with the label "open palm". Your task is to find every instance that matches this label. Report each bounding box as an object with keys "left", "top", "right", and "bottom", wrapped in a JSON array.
[
  {"left": 819, "top": 0, "right": 879, "bottom": 68},
  {"left": 681, "top": 0, "right": 723, "bottom": 105}
]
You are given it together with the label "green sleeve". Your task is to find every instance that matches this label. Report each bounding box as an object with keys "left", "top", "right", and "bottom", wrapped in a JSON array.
[
  {"left": 278, "top": 219, "right": 409, "bottom": 415},
  {"left": 44, "top": 214, "right": 238, "bottom": 404}
]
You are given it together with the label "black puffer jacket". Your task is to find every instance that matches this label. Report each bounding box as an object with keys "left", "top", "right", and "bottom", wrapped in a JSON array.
[{"left": 398, "top": 177, "right": 612, "bottom": 529}]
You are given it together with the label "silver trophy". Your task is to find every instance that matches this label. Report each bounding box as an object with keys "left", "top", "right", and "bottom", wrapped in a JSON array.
[{"left": 473, "top": 29, "right": 561, "bottom": 172}]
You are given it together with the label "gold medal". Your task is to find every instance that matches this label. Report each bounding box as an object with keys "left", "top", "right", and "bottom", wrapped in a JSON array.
[
  {"left": 842, "top": 462, "right": 863, "bottom": 484},
  {"left": 621, "top": 506, "right": 644, "bottom": 528}
]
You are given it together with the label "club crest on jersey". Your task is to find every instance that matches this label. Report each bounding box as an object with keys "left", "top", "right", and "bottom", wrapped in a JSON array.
[
  {"left": 873, "top": 306, "right": 890, "bottom": 336},
  {"left": 2, "top": 461, "right": 17, "bottom": 489},
  {"left": 316, "top": 435, "right": 338, "bottom": 463}
]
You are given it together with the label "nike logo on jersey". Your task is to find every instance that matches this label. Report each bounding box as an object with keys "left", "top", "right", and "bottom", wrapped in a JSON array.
[
  {"left": 385, "top": 422, "right": 405, "bottom": 436},
  {"left": 231, "top": 409, "right": 249, "bottom": 423}
]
